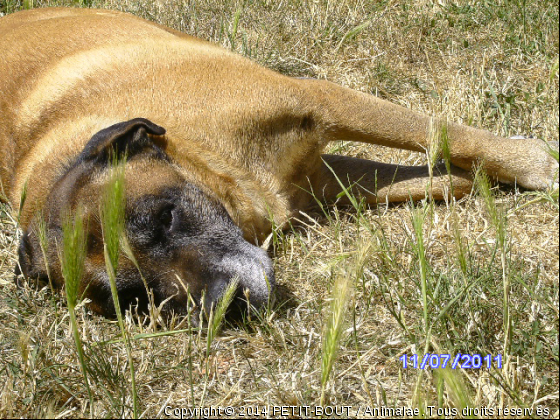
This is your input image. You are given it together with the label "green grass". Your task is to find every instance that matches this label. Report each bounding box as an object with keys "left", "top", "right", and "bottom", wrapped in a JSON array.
[
  {"left": 1, "top": 0, "right": 558, "bottom": 418},
  {"left": 61, "top": 207, "right": 94, "bottom": 417},
  {"left": 100, "top": 159, "right": 139, "bottom": 418},
  {"left": 320, "top": 255, "right": 353, "bottom": 407}
]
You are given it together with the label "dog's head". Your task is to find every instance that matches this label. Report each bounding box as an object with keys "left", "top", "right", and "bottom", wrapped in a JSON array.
[{"left": 17, "top": 118, "right": 274, "bottom": 320}]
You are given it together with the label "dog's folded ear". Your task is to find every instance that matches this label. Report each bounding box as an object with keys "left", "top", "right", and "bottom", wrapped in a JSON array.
[{"left": 78, "top": 118, "right": 167, "bottom": 163}]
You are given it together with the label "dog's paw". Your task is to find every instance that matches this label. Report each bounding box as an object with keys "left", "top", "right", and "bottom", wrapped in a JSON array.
[{"left": 509, "top": 136, "right": 559, "bottom": 191}]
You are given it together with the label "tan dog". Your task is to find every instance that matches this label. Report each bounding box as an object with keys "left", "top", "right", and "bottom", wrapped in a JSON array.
[{"left": 1, "top": 8, "right": 557, "bottom": 318}]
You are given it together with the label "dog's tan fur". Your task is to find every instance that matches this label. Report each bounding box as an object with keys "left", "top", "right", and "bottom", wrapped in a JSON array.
[{"left": 1, "top": 8, "right": 557, "bottom": 316}]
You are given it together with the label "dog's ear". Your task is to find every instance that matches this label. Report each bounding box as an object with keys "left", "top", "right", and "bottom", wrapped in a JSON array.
[
  {"left": 78, "top": 118, "right": 167, "bottom": 163},
  {"left": 15, "top": 230, "right": 49, "bottom": 286}
]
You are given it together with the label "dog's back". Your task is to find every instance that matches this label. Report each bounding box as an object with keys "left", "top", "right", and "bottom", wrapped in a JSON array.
[{"left": 1, "top": 8, "right": 309, "bottom": 232}]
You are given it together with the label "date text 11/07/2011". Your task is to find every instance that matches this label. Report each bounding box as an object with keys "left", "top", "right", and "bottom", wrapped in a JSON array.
[{"left": 399, "top": 353, "right": 503, "bottom": 370}]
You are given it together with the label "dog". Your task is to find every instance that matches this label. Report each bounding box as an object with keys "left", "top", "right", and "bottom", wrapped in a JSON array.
[{"left": 1, "top": 8, "right": 557, "bottom": 319}]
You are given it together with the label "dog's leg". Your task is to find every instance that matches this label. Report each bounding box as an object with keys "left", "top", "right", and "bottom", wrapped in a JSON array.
[
  {"left": 309, "top": 154, "right": 473, "bottom": 205},
  {"left": 301, "top": 79, "right": 558, "bottom": 191}
]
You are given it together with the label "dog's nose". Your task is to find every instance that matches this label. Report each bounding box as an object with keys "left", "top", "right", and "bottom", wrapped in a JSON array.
[
  {"left": 239, "top": 244, "right": 275, "bottom": 306},
  {"left": 219, "top": 241, "right": 275, "bottom": 309}
]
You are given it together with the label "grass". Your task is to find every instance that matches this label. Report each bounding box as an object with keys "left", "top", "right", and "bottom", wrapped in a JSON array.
[
  {"left": 1, "top": 0, "right": 558, "bottom": 418},
  {"left": 61, "top": 207, "right": 94, "bottom": 417},
  {"left": 100, "top": 159, "right": 139, "bottom": 418}
]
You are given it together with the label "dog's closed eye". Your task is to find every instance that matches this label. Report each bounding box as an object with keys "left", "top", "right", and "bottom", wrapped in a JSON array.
[{"left": 158, "top": 204, "right": 175, "bottom": 232}]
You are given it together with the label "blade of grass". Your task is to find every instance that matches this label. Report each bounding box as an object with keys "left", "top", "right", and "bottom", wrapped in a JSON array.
[
  {"left": 199, "top": 277, "right": 239, "bottom": 408},
  {"left": 100, "top": 157, "right": 139, "bottom": 419},
  {"left": 434, "top": 367, "right": 473, "bottom": 413},
  {"left": 206, "top": 277, "right": 239, "bottom": 358},
  {"left": 475, "top": 169, "right": 510, "bottom": 349},
  {"left": 412, "top": 203, "right": 430, "bottom": 336},
  {"left": 475, "top": 167, "right": 513, "bottom": 406},
  {"left": 61, "top": 208, "right": 94, "bottom": 417},
  {"left": 320, "top": 260, "right": 353, "bottom": 406},
  {"left": 335, "top": 20, "right": 371, "bottom": 52},
  {"left": 36, "top": 214, "right": 54, "bottom": 294},
  {"left": 410, "top": 201, "right": 438, "bottom": 405}
]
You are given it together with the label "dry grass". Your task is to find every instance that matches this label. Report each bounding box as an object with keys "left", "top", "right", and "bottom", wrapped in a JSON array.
[{"left": 1, "top": 0, "right": 558, "bottom": 418}]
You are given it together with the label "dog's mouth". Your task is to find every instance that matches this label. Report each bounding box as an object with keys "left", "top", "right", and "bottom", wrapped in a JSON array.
[
  {"left": 166, "top": 274, "right": 274, "bottom": 328},
  {"left": 195, "top": 243, "right": 276, "bottom": 321},
  {"left": 128, "top": 235, "right": 276, "bottom": 324}
]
